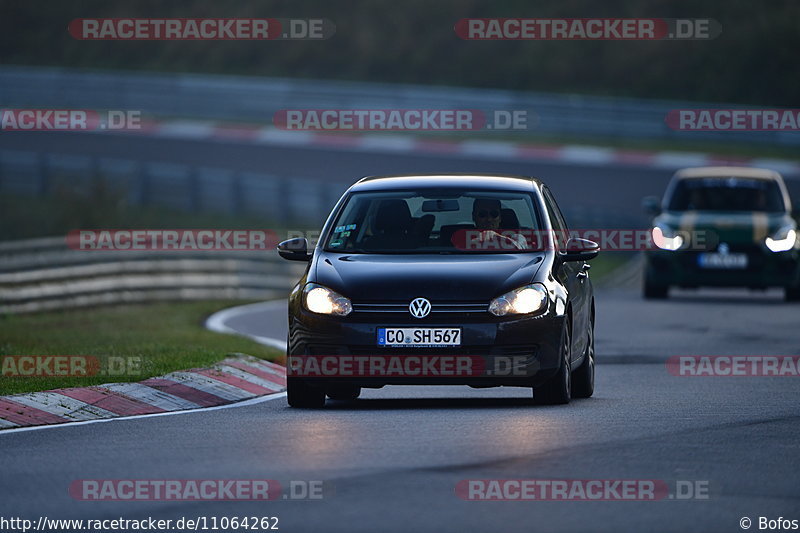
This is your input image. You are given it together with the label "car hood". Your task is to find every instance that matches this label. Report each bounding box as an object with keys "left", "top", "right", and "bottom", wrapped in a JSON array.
[
  {"left": 656, "top": 211, "right": 793, "bottom": 245},
  {"left": 311, "top": 252, "right": 546, "bottom": 301}
]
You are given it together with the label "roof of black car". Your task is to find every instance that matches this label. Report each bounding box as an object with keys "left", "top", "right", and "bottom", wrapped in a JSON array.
[{"left": 350, "top": 174, "right": 541, "bottom": 192}]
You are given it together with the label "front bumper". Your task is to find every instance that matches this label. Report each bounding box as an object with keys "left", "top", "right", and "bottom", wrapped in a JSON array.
[
  {"left": 287, "top": 306, "right": 566, "bottom": 388},
  {"left": 645, "top": 246, "right": 800, "bottom": 288}
]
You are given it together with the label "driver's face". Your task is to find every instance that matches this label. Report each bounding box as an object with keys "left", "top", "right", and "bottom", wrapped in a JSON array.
[{"left": 473, "top": 201, "right": 501, "bottom": 230}]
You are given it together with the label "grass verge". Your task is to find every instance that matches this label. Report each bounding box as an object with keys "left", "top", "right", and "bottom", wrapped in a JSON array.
[{"left": 0, "top": 300, "right": 283, "bottom": 396}]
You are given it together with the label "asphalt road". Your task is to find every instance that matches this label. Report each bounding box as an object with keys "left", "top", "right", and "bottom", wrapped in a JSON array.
[
  {"left": 1, "top": 285, "right": 798, "bottom": 532},
  {"left": 1, "top": 134, "right": 799, "bottom": 532}
]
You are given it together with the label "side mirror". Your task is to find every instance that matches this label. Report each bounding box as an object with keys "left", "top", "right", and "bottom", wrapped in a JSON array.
[
  {"left": 642, "top": 196, "right": 662, "bottom": 217},
  {"left": 277, "top": 238, "right": 312, "bottom": 261},
  {"left": 563, "top": 238, "right": 599, "bottom": 262}
]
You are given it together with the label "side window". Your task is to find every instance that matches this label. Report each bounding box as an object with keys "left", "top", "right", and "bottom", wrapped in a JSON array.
[
  {"left": 542, "top": 187, "right": 568, "bottom": 231},
  {"left": 542, "top": 187, "right": 569, "bottom": 251}
]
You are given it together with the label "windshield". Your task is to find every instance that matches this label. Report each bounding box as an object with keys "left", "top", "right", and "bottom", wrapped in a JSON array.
[
  {"left": 324, "top": 190, "right": 543, "bottom": 253},
  {"left": 667, "top": 177, "right": 785, "bottom": 213}
]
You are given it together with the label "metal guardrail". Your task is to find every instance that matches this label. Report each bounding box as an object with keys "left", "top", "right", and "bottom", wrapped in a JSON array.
[
  {"left": 0, "top": 237, "right": 304, "bottom": 314},
  {"left": 0, "top": 149, "right": 347, "bottom": 225},
  {"left": 1, "top": 65, "right": 797, "bottom": 146},
  {"left": 0, "top": 147, "right": 643, "bottom": 230}
]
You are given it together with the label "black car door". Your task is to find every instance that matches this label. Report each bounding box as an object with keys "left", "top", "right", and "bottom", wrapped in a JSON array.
[{"left": 542, "top": 186, "right": 589, "bottom": 361}]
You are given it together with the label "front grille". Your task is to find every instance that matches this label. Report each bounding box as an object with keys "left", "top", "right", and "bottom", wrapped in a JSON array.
[{"left": 352, "top": 302, "right": 488, "bottom": 314}]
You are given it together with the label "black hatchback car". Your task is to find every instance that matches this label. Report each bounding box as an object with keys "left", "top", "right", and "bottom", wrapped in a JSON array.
[{"left": 277, "top": 174, "right": 599, "bottom": 407}]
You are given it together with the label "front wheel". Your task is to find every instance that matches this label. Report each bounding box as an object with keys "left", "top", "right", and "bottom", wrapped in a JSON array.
[
  {"left": 287, "top": 378, "right": 326, "bottom": 408},
  {"left": 534, "top": 320, "right": 571, "bottom": 405},
  {"left": 571, "top": 316, "right": 595, "bottom": 398},
  {"left": 785, "top": 286, "right": 800, "bottom": 302},
  {"left": 643, "top": 264, "right": 669, "bottom": 299},
  {"left": 643, "top": 279, "right": 668, "bottom": 299}
]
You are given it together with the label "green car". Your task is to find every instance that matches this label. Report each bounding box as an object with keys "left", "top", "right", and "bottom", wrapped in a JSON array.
[{"left": 642, "top": 167, "right": 800, "bottom": 301}]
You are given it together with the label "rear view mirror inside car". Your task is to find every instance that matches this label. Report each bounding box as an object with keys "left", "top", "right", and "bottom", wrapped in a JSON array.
[{"left": 422, "top": 199, "right": 460, "bottom": 212}]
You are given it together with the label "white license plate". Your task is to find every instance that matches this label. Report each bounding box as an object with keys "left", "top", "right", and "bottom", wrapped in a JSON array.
[
  {"left": 377, "top": 328, "right": 461, "bottom": 347},
  {"left": 698, "top": 253, "right": 748, "bottom": 269}
]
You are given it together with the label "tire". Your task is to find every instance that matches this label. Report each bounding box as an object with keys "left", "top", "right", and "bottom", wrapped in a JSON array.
[
  {"left": 643, "top": 264, "right": 669, "bottom": 299},
  {"left": 287, "top": 378, "right": 326, "bottom": 408},
  {"left": 643, "top": 279, "right": 668, "bottom": 299},
  {"left": 571, "top": 315, "right": 595, "bottom": 399},
  {"left": 326, "top": 385, "right": 361, "bottom": 401},
  {"left": 534, "top": 320, "right": 571, "bottom": 405},
  {"left": 786, "top": 287, "right": 800, "bottom": 302}
]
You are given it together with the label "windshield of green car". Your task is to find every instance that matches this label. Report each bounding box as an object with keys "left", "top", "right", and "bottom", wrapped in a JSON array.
[{"left": 667, "top": 177, "right": 785, "bottom": 212}]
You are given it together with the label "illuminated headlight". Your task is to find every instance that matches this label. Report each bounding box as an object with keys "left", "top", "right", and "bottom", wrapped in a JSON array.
[
  {"left": 489, "top": 284, "right": 548, "bottom": 317},
  {"left": 765, "top": 226, "right": 797, "bottom": 253},
  {"left": 652, "top": 226, "right": 684, "bottom": 251},
  {"left": 303, "top": 284, "right": 352, "bottom": 316}
]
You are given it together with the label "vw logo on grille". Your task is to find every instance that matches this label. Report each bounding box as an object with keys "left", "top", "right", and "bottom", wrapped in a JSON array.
[{"left": 409, "top": 297, "right": 432, "bottom": 318}]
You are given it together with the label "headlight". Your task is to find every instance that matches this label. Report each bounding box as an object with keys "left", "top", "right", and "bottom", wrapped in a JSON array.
[
  {"left": 652, "top": 226, "right": 684, "bottom": 251},
  {"left": 765, "top": 225, "right": 797, "bottom": 253},
  {"left": 303, "top": 284, "right": 352, "bottom": 316},
  {"left": 489, "top": 284, "right": 548, "bottom": 317}
]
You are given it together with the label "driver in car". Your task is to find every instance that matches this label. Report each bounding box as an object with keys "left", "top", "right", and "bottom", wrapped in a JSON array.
[{"left": 471, "top": 198, "right": 528, "bottom": 250}]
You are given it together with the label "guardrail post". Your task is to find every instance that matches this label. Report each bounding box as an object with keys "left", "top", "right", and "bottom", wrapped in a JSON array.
[
  {"left": 91, "top": 156, "right": 103, "bottom": 195},
  {"left": 138, "top": 163, "right": 150, "bottom": 206},
  {"left": 325, "top": 183, "right": 341, "bottom": 214},
  {"left": 38, "top": 153, "right": 49, "bottom": 197},
  {"left": 231, "top": 172, "right": 243, "bottom": 214},
  {"left": 189, "top": 166, "right": 200, "bottom": 212},
  {"left": 278, "top": 177, "right": 292, "bottom": 222}
]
